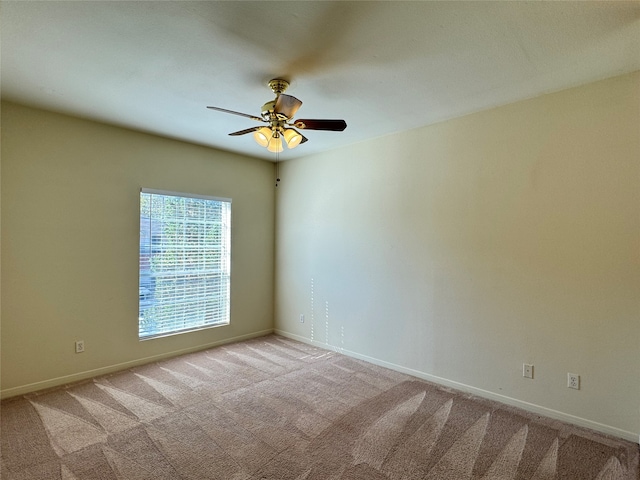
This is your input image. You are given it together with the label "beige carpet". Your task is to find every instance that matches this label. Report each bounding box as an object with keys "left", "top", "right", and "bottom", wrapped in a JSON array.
[{"left": 1, "top": 335, "right": 638, "bottom": 479}]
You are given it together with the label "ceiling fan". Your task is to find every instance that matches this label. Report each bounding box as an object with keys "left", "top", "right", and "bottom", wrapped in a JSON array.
[{"left": 207, "top": 79, "right": 347, "bottom": 153}]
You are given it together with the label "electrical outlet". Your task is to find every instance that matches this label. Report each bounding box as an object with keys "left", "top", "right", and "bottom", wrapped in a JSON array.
[
  {"left": 567, "top": 373, "right": 580, "bottom": 390},
  {"left": 300, "top": 314, "right": 305, "bottom": 323},
  {"left": 523, "top": 364, "right": 534, "bottom": 379},
  {"left": 75, "top": 340, "right": 85, "bottom": 353}
]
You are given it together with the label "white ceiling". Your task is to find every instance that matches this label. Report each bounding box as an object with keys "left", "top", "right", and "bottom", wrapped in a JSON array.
[{"left": 2, "top": 1, "right": 639, "bottom": 161}]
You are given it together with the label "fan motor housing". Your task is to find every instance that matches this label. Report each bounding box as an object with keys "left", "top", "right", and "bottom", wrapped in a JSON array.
[
  {"left": 262, "top": 101, "right": 289, "bottom": 123},
  {"left": 261, "top": 100, "right": 276, "bottom": 116}
]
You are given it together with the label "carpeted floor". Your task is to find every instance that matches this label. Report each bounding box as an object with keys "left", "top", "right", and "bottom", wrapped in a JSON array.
[{"left": 1, "top": 335, "right": 638, "bottom": 479}]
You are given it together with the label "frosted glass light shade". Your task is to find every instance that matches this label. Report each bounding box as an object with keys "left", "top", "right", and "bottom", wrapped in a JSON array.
[
  {"left": 253, "top": 127, "right": 272, "bottom": 148},
  {"left": 283, "top": 128, "right": 303, "bottom": 149},
  {"left": 267, "top": 135, "right": 284, "bottom": 153}
]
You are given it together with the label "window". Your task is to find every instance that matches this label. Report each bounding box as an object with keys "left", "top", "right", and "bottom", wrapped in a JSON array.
[{"left": 139, "top": 189, "right": 231, "bottom": 339}]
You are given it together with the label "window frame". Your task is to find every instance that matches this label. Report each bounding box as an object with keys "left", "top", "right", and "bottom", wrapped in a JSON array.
[{"left": 138, "top": 188, "right": 232, "bottom": 340}]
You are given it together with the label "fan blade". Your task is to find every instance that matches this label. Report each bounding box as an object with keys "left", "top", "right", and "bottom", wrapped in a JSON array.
[
  {"left": 207, "top": 106, "right": 263, "bottom": 122},
  {"left": 275, "top": 94, "right": 303, "bottom": 118},
  {"left": 229, "top": 127, "right": 261, "bottom": 136},
  {"left": 293, "top": 119, "right": 347, "bottom": 131}
]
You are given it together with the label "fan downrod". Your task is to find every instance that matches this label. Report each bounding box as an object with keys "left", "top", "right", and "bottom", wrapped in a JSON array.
[{"left": 268, "top": 79, "right": 289, "bottom": 95}]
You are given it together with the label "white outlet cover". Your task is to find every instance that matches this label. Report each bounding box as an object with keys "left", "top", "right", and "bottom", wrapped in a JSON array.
[{"left": 568, "top": 373, "right": 580, "bottom": 389}]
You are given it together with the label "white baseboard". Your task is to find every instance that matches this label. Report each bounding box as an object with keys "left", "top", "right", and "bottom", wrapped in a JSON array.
[
  {"left": 1, "top": 329, "right": 274, "bottom": 399},
  {"left": 275, "top": 329, "right": 639, "bottom": 445}
]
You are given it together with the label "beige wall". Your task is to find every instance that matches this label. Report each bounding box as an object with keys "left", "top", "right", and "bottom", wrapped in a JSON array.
[
  {"left": 1, "top": 102, "right": 275, "bottom": 396},
  {"left": 275, "top": 72, "right": 640, "bottom": 441}
]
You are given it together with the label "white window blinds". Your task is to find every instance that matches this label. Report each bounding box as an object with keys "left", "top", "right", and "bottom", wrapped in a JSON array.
[{"left": 139, "top": 189, "right": 231, "bottom": 339}]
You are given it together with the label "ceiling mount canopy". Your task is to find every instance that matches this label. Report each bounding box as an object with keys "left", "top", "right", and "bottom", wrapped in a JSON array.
[
  {"left": 207, "top": 78, "right": 347, "bottom": 152},
  {"left": 268, "top": 78, "right": 290, "bottom": 96}
]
